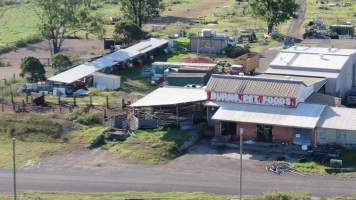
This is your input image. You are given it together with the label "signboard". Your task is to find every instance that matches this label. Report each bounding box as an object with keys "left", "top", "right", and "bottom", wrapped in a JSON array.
[{"left": 207, "top": 91, "right": 297, "bottom": 108}]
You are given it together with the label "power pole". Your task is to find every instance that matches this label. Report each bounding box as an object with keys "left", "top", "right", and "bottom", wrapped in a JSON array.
[
  {"left": 239, "top": 128, "right": 244, "bottom": 200},
  {"left": 12, "top": 137, "right": 17, "bottom": 200}
]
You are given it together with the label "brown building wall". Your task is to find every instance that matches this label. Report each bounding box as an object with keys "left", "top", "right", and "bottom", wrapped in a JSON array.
[
  {"left": 236, "top": 122, "right": 257, "bottom": 140},
  {"left": 214, "top": 121, "right": 222, "bottom": 136},
  {"left": 272, "top": 126, "right": 294, "bottom": 144}
]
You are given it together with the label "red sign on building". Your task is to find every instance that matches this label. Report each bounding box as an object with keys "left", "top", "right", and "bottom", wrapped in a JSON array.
[{"left": 207, "top": 91, "right": 297, "bottom": 108}]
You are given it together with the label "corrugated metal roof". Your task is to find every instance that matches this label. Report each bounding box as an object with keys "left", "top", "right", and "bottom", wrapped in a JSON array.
[
  {"left": 206, "top": 75, "right": 305, "bottom": 98},
  {"left": 49, "top": 38, "right": 168, "bottom": 83},
  {"left": 152, "top": 62, "right": 217, "bottom": 68},
  {"left": 48, "top": 63, "right": 102, "bottom": 84},
  {"left": 317, "top": 106, "right": 356, "bottom": 131},
  {"left": 265, "top": 67, "right": 340, "bottom": 79},
  {"left": 257, "top": 74, "right": 326, "bottom": 87},
  {"left": 283, "top": 46, "right": 356, "bottom": 56},
  {"left": 212, "top": 102, "right": 325, "bottom": 129},
  {"left": 130, "top": 87, "right": 207, "bottom": 107},
  {"left": 167, "top": 73, "right": 207, "bottom": 78}
]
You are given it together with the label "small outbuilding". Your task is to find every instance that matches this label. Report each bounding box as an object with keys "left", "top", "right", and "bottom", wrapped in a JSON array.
[{"left": 93, "top": 72, "right": 121, "bottom": 90}]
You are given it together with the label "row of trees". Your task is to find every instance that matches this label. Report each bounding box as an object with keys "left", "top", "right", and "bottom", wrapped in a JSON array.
[
  {"left": 4, "top": 0, "right": 298, "bottom": 55},
  {"left": 16, "top": 0, "right": 299, "bottom": 83}
]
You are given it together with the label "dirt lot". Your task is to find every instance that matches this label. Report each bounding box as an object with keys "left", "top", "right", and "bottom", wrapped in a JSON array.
[
  {"left": 149, "top": 0, "right": 232, "bottom": 25},
  {"left": 0, "top": 39, "right": 103, "bottom": 80},
  {"left": 28, "top": 139, "right": 273, "bottom": 174}
]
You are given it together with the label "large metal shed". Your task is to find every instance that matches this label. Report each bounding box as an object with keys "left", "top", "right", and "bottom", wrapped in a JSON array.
[{"left": 317, "top": 106, "right": 356, "bottom": 148}]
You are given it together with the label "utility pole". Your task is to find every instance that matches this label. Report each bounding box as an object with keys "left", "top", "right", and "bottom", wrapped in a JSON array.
[
  {"left": 239, "top": 128, "right": 244, "bottom": 200},
  {"left": 12, "top": 137, "right": 17, "bottom": 200}
]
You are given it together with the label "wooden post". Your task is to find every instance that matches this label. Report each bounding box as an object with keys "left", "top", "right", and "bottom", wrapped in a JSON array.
[
  {"left": 106, "top": 95, "right": 109, "bottom": 109},
  {"left": 10, "top": 92, "right": 14, "bottom": 104},
  {"left": 89, "top": 95, "right": 93, "bottom": 107},
  {"left": 25, "top": 93, "right": 29, "bottom": 104},
  {"left": 73, "top": 96, "right": 77, "bottom": 107},
  {"left": 11, "top": 92, "right": 15, "bottom": 111},
  {"left": 22, "top": 100, "right": 25, "bottom": 112},
  {"left": 58, "top": 95, "right": 62, "bottom": 113},
  {"left": 1, "top": 103, "right": 4, "bottom": 112},
  {"left": 104, "top": 108, "right": 107, "bottom": 120},
  {"left": 122, "top": 98, "right": 125, "bottom": 109}
]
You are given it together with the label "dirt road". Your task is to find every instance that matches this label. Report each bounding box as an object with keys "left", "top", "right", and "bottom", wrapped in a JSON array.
[{"left": 288, "top": 0, "right": 307, "bottom": 39}]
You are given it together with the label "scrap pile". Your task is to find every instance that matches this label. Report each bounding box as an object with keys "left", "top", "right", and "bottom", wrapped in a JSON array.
[
  {"left": 303, "top": 20, "right": 330, "bottom": 39},
  {"left": 266, "top": 162, "right": 305, "bottom": 176}
]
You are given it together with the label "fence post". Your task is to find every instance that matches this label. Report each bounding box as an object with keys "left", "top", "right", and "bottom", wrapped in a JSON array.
[
  {"left": 106, "top": 96, "right": 109, "bottom": 109},
  {"left": 89, "top": 95, "right": 93, "bottom": 107},
  {"left": 25, "top": 93, "right": 29, "bottom": 104},
  {"left": 1, "top": 103, "right": 4, "bottom": 112},
  {"left": 58, "top": 95, "right": 62, "bottom": 113},
  {"left": 73, "top": 96, "right": 77, "bottom": 107},
  {"left": 11, "top": 92, "right": 15, "bottom": 111},
  {"left": 22, "top": 100, "right": 25, "bottom": 112},
  {"left": 104, "top": 108, "right": 107, "bottom": 121}
]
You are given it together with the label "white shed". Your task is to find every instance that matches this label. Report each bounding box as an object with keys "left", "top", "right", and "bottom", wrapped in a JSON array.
[
  {"left": 267, "top": 46, "right": 356, "bottom": 98},
  {"left": 93, "top": 72, "right": 121, "bottom": 90}
]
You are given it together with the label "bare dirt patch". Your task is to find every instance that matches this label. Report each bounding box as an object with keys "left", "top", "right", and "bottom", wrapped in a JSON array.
[
  {"left": 0, "top": 39, "right": 103, "bottom": 79},
  {"left": 149, "top": 0, "right": 232, "bottom": 25}
]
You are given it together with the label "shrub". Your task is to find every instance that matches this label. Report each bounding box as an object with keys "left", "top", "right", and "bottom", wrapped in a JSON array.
[
  {"left": 66, "top": 106, "right": 90, "bottom": 121},
  {"left": 113, "top": 20, "right": 146, "bottom": 44},
  {"left": 224, "top": 45, "right": 250, "bottom": 58},
  {"left": 77, "top": 113, "right": 103, "bottom": 126},
  {"left": 52, "top": 54, "right": 73, "bottom": 73},
  {"left": 0, "top": 59, "right": 9, "bottom": 67},
  {"left": 20, "top": 56, "right": 46, "bottom": 83}
]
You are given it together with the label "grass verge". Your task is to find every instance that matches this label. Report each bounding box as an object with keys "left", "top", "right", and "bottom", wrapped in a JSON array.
[
  {"left": 0, "top": 191, "right": 317, "bottom": 200},
  {"left": 292, "top": 149, "right": 356, "bottom": 175},
  {"left": 108, "top": 128, "right": 193, "bottom": 164},
  {"left": 0, "top": 113, "right": 65, "bottom": 168}
]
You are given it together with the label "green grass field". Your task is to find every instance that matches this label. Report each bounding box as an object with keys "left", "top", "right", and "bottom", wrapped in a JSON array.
[
  {"left": 304, "top": 0, "right": 356, "bottom": 32},
  {"left": 0, "top": 112, "right": 65, "bottom": 168},
  {"left": 108, "top": 128, "right": 193, "bottom": 164},
  {"left": 0, "top": 3, "right": 38, "bottom": 47}
]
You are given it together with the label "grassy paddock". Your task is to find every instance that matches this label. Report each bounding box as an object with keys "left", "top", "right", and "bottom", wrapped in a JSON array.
[
  {"left": 108, "top": 128, "right": 193, "bottom": 164},
  {"left": 0, "top": 112, "right": 65, "bottom": 168},
  {"left": 303, "top": 0, "right": 356, "bottom": 34}
]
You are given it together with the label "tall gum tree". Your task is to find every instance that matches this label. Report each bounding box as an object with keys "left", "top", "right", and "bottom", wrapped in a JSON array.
[
  {"left": 120, "top": 0, "right": 163, "bottom": 28},
  {"left": 249, "top": 0, "right": 299, "bottom": 34}
]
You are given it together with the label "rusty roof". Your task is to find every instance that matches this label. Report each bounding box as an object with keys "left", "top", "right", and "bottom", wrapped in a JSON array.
[{"left": 206, "top": 75, "right": 306, "bottom": 98}]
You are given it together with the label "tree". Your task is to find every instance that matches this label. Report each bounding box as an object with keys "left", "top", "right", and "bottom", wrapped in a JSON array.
[
  {"left": 113, "top": 20, "right": 146, "bottom": 45},
  {"left": 52, "top": 54, "right": 72, "bottom": 73},
  {"left": 248, "top": 0, "right": 299, "bottom": 34},
  {"left": 120, "top": 0, "right": 163, "bottom": 28},
  {"left": 33, "top": 0, "right": 105, "bottom": 54},
  {"left": 20, "top": 57, "right": 46, "bottom": 83}
]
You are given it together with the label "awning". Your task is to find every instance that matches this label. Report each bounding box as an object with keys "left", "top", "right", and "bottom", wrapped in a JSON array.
[
  {"left": 48, "top": 63, "right": 104, "bottom": 84},
  {"left": 130, "top": 87, "right": 207, "bottom": 107},
  {"left": 211, "top": 102, "right": 325, "bottom": 129}
]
